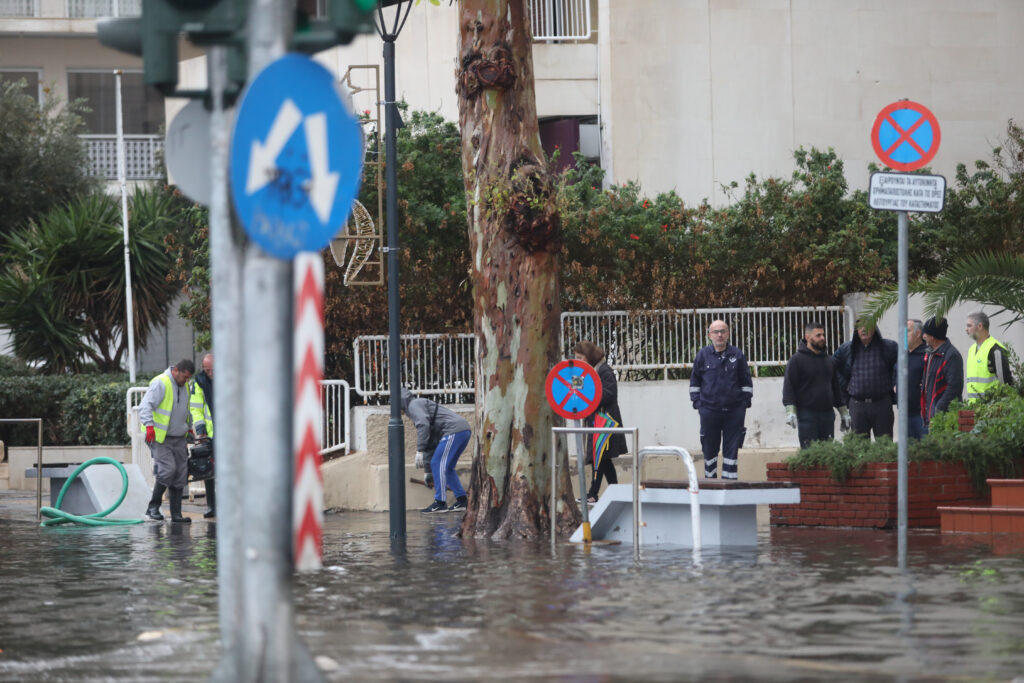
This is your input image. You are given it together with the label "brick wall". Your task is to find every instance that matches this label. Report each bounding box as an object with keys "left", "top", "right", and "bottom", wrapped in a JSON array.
[{"left": 767, "top": 460, "right": 989, "bottom": 529}]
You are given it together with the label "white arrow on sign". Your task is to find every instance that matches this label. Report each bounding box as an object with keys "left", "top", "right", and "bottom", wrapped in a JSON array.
[
  {"left": 246, "top": 98, "right": 303, "bottom": 195},
  {"left": 303, "top": 112, "right": 339, "bottom": 224}
]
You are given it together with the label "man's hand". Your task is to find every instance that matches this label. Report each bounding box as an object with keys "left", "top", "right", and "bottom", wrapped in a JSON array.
[
  {"left": 839, "top": 407, "right": 851, "bottom": 432},
  {"left": 414, "top": 451, "right": 424, "bottom": 469},
  {"left": 145, "top": 425, "right": 156, "bottom": 444},
  {"left": 785, "top": 406, "right": 797, "bottom": 430}
]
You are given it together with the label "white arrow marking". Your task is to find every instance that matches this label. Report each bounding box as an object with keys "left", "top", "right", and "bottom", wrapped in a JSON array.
[
  {"left": 303, "top": 112, "right": 339, "bottom": 224},
  {"left": 246, "top": 98, "right": 303, "bottom": 195}
]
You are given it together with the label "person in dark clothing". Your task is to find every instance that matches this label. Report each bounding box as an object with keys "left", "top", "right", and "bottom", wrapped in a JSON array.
[
  {"left": 690, "top": 320, "right": 753, "bottom": 479},
  {"left": 573, "top": 341, "right": 627, "bottom": 503},
  {"left": 833, "top": 325, "right": 898, "bottom": 440},
  {"left": 903, "top": 319, "right": 928, "bottom": 439},
  {"left": 920, "top": 317, "right": 964, "bottom": 427},
  {"left": 189, "top": 353, "right": 215, "bottom": 518},
  {"left": 783, "top": 321, "right": 847, "bottom": 449},
  {"left": 400, "top": 388, "right": 472, "bottom": 514}
]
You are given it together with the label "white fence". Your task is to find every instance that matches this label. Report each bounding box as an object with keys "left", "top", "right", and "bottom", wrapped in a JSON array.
[
  {"left": 66, "top": 0, "right": 139, "bottom": 17},
  {"left": 529, "top": 0, "right": 591, "bottom": 40},
  {"left": 0, "top": 0, "right": 36, "bottom": 16},
  {"left": 82, "top": 134, "right": 163, "bottom": 180},
  {"left": 127, "top": 380, "right": 350, "bottom": 470},
  {"left": 352, "top": 306, "right": 853, "bottom": 398}
]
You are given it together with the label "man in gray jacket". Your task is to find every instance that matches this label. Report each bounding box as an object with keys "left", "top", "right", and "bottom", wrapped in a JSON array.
[{"left": 401, "top": 388, "right": 472, "bottom": 513}]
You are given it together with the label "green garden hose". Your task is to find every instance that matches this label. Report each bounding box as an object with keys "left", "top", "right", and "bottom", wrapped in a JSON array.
[{"left": 40, "top": 456, "right": 144, "bottom": 527}]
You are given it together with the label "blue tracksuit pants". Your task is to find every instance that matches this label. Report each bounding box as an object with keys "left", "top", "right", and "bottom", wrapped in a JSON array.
[
  {"left": 431, "top": 430, "right": 471, "bottom": 502},
  {"left": 699, "top": 407, "right": 746, "bottom": 479}
]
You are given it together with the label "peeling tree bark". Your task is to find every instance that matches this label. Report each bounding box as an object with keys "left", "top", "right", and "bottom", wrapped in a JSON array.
[{"left": 456, "top": 0, "right": 580, "bottom": 539}]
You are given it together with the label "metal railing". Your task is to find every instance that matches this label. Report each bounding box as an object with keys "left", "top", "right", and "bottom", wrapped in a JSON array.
[
  {"left": 0, "top": 0, "right": 37, "bottom": 16},
  {"left": 352, "top": 306, "right": 853, "bottom": 397},
  {"left": 320, "top": 380, "right": 350, "bottom": 456},
  {"left": 529, "top": 0, "right": 590, "bottom": 40},
  {"left": 561, "top": 307, "right": 854, "bottom": 379},
  {"left": 128, "top": 380, "right": 350, "bottom": 458},
  {"left": 82, "top": 134, "right": 163, "bottom": 180},
  {"left": 353, "top": 333, "right": 476, "bottom": 400},
  {"left": 0, "top": 418, "right": 44, "bottom": 520},
  {"left": 634, "top": 446, "right": 700, "bottom": 560},
  {"left": 66, "top": 0, "right": 139, "bottom": 17}
]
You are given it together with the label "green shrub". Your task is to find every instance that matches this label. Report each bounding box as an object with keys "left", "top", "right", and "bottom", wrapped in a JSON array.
[
  {"left": 0, "top": 374, "right": 144, "bottom": 447},
  {"left": 0, "top": 355, "right": 33, "bottom": 377}
]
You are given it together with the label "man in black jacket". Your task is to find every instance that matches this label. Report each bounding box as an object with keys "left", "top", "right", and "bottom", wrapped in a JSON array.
[
  {"left": 783, "top": 321, "right": 847, "bottom": 449},
  {"left": 833, "top": 325, "right": 898, "bottom": 440}
]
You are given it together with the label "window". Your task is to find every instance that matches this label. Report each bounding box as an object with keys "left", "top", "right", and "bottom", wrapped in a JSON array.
[
  {"left": 66, "top": 70, "right": 164, "bottom": 135},
  {"left": 1, "top": 69, "right": 42, "bottom": 104}
]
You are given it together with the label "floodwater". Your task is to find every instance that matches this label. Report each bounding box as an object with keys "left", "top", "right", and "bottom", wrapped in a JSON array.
[{"left": 1, "top": 502, "right": 1023, "bottom": 681}]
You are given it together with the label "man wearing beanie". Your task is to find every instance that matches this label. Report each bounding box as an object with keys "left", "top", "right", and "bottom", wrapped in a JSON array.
[{"left": 921, "top": 317, "right": 964, "bottom": 428}]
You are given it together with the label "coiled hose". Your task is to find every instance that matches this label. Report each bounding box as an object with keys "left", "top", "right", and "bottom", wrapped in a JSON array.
[{"left": 40, "top": 456, "right": 144, "bottom": 527}]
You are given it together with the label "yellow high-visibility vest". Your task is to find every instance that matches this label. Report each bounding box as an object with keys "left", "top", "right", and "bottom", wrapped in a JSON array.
[
  {"left": 141, "top": 373, "right": 175, "bottom": 443},
  {"left": 189, "top": 381, "right": 214, "bottom": 437},
  {"left": 966, "top": 336, "right": 1007, "bottom": 403}
]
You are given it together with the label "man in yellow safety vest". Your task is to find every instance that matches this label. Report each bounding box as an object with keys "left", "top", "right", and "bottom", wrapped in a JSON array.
[
  {"left": 965, "top": 311, "right": 1014, "bottom": 403},
  {"left": 139, "top": 359, "right": 194, "bottom": 523}
]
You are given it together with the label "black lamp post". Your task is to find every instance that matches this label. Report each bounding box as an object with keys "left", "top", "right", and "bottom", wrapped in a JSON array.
[{"left": 377, "top": 0, "right": 413, "bottom": 539}]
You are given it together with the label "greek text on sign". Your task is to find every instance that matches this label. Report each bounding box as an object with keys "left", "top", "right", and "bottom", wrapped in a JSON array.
[{"left": 868, "top": 172, "right": 946, "bottom": 213}]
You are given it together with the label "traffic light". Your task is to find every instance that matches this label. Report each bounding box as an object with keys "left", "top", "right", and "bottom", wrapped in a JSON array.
[
  {"left": 97, "top": 0, "right": 246, "bottom": 95},
  {"left": 292, "top": 0, "right": 378, "bottom": 52}
]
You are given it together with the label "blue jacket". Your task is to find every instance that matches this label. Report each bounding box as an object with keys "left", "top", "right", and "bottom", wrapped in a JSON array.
[{"left": 690, "top": 344, "right": 753, "bottom": 412}]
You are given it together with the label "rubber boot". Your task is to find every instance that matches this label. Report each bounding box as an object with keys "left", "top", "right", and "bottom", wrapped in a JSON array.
[
  {"left": 146, "top": 483, "right": 166, "bottom": 521},
  {"left": 203, "top": 479, "right": 216, "bottom": 518},
  {"left": 169, "top": 487, "right": 191, "bottom": 524}
]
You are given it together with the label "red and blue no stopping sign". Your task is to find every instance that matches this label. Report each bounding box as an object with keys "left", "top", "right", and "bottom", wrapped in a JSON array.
[
  {"left": 545, "top": 359, "right": 602, "bottom": 420},
  {"left": 871, "top": 100, "right": 941, "bottom": 172}
]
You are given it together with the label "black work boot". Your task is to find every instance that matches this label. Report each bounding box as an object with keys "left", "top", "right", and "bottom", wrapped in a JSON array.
[
  {"left": 203, "top": 479, "right": 216, "bottom": 518},
  {"left": 169, "top": 487, "right": 191, "bottom": 524},
  {"left": 146, "top": 483, "right": 166, "bottom": 521}
]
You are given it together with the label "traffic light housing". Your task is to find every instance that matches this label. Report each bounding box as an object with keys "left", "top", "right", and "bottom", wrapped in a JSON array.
[{"left": 97, "top": 0, "right": 246, "bottom": 95}]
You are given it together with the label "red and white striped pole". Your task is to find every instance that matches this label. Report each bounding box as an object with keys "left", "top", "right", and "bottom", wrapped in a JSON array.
[{"left": 293, "top": 252, "right": 324, "bottom": 572}]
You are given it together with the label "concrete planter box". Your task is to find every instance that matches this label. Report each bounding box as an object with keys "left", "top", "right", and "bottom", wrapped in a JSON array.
[{"left": 767, "top": 460, "right": 990, "bottom": 529}]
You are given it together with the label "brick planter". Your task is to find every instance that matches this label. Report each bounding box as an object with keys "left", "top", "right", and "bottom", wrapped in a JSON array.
[{"left": 767, "top": 460, "right": 989, "bottom": 529}]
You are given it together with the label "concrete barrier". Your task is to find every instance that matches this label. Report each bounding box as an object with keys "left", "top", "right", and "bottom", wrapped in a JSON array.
[{"left": 9, "top": 446, "right": 132, "bottom": 492}]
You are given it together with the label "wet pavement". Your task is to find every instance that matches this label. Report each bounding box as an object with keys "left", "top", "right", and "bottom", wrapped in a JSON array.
[{"left": 1, "top": 488, "right": 1023, "bottom": 681}]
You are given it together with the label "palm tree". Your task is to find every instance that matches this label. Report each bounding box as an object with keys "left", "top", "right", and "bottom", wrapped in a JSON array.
[
  {"left": 858, "top": 250, "right": 1024, "bottom": 329},
  {"left": 0, "top": 188, "right": 181, "bottom": 373}
]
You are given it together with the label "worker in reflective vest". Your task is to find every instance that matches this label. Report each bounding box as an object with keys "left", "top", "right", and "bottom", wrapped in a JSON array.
[
  {"left": 139, "top": 359, "right": 195, "bottom": 523},
  {"left": 189, "top": 353, "right": 215, "bottom": 518},
  {"left": 965, "top": 311, "right": 1014, "bottom": 402}
]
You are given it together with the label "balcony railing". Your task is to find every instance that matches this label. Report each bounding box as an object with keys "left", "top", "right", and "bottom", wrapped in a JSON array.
[
  {"left": 66, "top": 0, "right": 139, "bottom": 18},
  {"left": 0, "top": 0, "right": 38, "bottom": 16},
  {"left": 82, "top": 134, "right": 163, "bottom": 180},
  {"left": 529, "top": 0, "right": 591, "bottom": 41}
]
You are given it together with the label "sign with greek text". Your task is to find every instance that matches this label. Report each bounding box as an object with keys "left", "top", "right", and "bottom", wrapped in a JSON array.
[{"left": 868, "top": 172, "right": 946, "bottom": 213}]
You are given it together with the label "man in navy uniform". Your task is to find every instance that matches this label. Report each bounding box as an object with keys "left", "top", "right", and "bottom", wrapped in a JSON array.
[{"left": 690, "top": 320, "right": 753, "bottom": 479}]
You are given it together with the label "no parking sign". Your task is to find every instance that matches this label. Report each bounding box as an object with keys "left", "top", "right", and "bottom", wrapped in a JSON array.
[{"left": 545, "top": 359, "right": 602, "bottom": 420}]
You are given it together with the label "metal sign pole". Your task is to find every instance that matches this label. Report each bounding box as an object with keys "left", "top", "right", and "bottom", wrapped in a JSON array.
[
  {"left": 208, "top": 45, "right": 246, "bottom": 682},
  {"left": 575, "top": 422, "right": 591, "bottom": 543},
  {"left": 897, "top": 209, "right": 909, "bottom": 568},
  {"left": 239, "top": 0, "right": 322, "bottom": 680}
]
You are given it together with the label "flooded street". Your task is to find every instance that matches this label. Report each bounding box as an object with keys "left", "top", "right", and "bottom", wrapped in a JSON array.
[{"left": 1, "top": 497, "right": 1023, "bottom": 681}]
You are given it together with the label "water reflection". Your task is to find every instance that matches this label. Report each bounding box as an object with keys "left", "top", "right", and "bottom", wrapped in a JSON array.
[{"left": 1, "top": 515, "right": 1023, "bottom": 681}]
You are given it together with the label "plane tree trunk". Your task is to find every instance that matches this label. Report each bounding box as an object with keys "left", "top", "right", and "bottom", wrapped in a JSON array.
[{"left": 455, "top": 0, "right": 580, "bottom": 539}]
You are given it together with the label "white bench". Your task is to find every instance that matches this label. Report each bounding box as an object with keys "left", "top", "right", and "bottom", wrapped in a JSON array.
[{"left": 570, "top": 480, "right": 801, "bottom": 547}]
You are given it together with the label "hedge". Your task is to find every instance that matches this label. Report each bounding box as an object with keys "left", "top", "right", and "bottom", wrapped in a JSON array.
[{"left": 0, "top": 374, "right": 146, "bottom": 449}]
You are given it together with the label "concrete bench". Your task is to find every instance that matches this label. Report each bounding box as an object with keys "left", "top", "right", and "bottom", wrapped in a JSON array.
[
  {"left": 26, "top": 462, "right": 151, "bottom": 519},
  {"left": 569, "top": 479, "right": 801, "bottom": 547}
]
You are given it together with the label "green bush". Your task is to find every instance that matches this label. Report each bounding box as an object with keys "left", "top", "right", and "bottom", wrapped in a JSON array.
[
  {"left": 0, "top": 355, "right": 33, "bottom": 377},
  {"left": 786, "top": 389, "right": 1024, "bottom": 492},
  {"left": 0, "top": 374, "right": 144, "bottom": 448}
]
